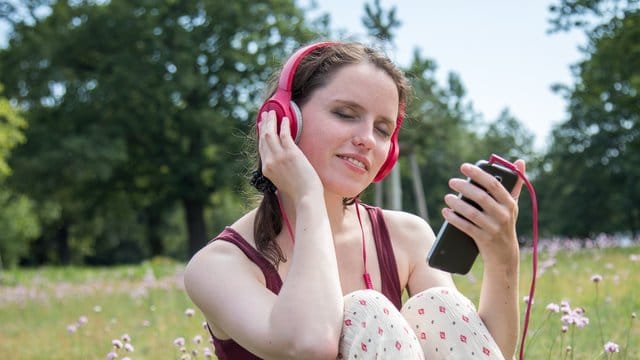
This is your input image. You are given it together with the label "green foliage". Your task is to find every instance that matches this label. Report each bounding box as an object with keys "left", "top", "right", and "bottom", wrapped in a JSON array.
[
  {"left": 0, "top": 85, "right": 26, "bottom": 178},
  {"left": 541, "top": 4, "right": 639, "bottom": 236},
  {"left": 0, "top": 0, "right": 324, "bottom": 263},
  {"left": 0, "top": 86, "right": 40, "bottom": 268}
]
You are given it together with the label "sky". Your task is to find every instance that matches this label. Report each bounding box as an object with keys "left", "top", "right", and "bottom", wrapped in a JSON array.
[
  {"left": 302, "top": 0, "right": 588, "bottom": 150},
  {"left": 0, "top": 1, "right": 587, "bottom": 151}
]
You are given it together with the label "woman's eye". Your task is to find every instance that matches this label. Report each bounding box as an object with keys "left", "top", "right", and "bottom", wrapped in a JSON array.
[
  {"left": 376, "top": 126, "right": 391, "bottom": 137},
  {"left": 334, "top": 111, "right": 355, "bottom": 119}
]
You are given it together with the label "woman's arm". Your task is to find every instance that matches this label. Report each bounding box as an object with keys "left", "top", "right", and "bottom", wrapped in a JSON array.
[
  {"left": 441, "top": 160, "right": 526, "bottom": 358},
  {"left": 184, "top": 197, "right": 343, "bottom": 359},
  {"left": 184, "top": 113, "right": 344, "bottom": 359}
]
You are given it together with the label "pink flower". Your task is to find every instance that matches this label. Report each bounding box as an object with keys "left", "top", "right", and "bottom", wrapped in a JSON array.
[
  {"left": 112, "top": 339, "right": 123, "bottom": 349},
  {"left": 546, "top": 303, "right": 560, "bottom": 313},
  {"left": 591, "top": 274, "right": 603, "bottom": 283},
  {"left": 203, "top": 347, "right": 213, "bottom": 358},
  {"left": 121, "top": 334, "right": 131, "bottom": 342},
  {"left": 77, "top": 316, "right": 88, "bottom": 325},
  {"left": 173, "top": 337, "right": 186, "bottom": 347},
  {"left": 124, "top": 343, "right": 134, "bottom": 352},
  {"left": 67, "top": 324, "right": 77, "bottom": 333},
  {"left": 193, "top": 335, "right": 203, "bottom": 344},
  {"left": 604, "top": 341, "right": 620, "bottom": 353},
  {"left": 106, "top": 351, "right": 118, "bottom": 360}
]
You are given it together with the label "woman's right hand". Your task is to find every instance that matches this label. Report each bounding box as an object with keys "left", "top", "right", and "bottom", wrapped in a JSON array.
[{"left": 258, "top": 110, "right": 323, "bottom": 199}]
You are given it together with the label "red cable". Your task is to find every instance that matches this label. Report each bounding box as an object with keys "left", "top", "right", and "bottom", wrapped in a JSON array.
[
  {"left": 355, "top": 198, "right": 374, "bottom": 289},
  {"left": 489, "top": 154, "right": 538, "bottom": 360},
  {"left": 277, "top": 193, "right": 373, "bottom": 290}
]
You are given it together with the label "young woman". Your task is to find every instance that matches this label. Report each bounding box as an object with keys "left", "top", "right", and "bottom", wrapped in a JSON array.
[{"left": 184, "top": 41, "right": 525, "bottom": 359}]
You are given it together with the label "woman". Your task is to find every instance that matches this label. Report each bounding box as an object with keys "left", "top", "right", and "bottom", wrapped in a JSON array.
[{"left": 184, "top": 41, "right": 525, "bottom": 359}]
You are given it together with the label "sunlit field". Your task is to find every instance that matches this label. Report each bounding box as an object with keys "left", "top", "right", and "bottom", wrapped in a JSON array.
[{"left": 1, "top": 240, "right": 638, "bottom": 359}]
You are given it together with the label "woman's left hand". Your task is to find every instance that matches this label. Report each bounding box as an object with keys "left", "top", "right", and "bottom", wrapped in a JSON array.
[{"left": 442, "top": 160, "right": 526, "bottom": 266}]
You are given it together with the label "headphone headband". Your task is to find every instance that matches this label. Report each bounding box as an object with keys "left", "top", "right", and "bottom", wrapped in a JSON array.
[{"left": 278, "top": 41, "right": 337, "bottom": 93}]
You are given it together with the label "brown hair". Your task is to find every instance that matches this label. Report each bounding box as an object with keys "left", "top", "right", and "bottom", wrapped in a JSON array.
[{"left": 252, "top": 41, "right": 411, "bottom": 267}]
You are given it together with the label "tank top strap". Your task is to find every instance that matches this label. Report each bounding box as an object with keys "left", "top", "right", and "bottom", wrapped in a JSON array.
[
  {"left": 211, "top": 227, "right": 283, "bottom": 294},
  {"left": 362, "top": 204, "right": 403, "bottom": 310}
]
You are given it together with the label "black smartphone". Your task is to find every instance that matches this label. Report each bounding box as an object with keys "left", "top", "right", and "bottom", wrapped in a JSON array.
[{"left": 427, "top": 160, "right": 519, "bottom": 274}]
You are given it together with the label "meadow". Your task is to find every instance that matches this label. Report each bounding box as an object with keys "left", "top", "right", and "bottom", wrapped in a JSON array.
[{"left": 0, "top": 238, "right": 638, "bottom": 359}]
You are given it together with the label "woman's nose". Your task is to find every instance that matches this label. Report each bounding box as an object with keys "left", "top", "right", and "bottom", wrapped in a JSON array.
[{"left": 351, "top": 124, "right": 376, "bottom": 150}]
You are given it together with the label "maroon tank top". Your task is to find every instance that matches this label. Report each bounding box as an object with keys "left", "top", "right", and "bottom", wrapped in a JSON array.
[{"left": 207, "top": 204, "right": 401, "bottom": 360}]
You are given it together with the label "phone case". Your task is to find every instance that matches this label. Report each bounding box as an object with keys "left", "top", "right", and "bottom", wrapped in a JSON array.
[{"left": 427, "top": 160, "right": 518, "bottom": 274}]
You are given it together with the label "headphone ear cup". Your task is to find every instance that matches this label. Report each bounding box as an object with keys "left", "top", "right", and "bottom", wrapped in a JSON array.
[
  {"left": 373, "top": 124, "right": 401, "bottom": 182},
  {"left": 290, "top": 101, "right": 303, "bottom": 143},
  {"left": 256, "top": 98, "right": 294, "bottom": 138}
]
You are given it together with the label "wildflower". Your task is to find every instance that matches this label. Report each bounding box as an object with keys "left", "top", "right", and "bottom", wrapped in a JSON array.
[
  {"left": 546, "top": 303, "right": 560, "bottom": 313},
  {"left": 112, "top": 339, "right": 124, "bottom": 349},
  {"left": 603, "top": 341, "right": 620, "bottom": 353},
  {"left": 632, "top": 312, "right": 637, "bottom": 319},
  {"left": 174, "top": 337, "right": 186, "bottom": 347},
  {"left": 123, "top": 343, "right": 134, "bottom": 352},
  {"left": 184, "top": 308, "right": 196, "bottom": 317},
  {"left": 561, "top": 325, "right": 568, "bottom": 333},
  {"left": 106, "top": 351, "right": 118, "bottom": 360},
  {"left": 142, "top": 320, "right": 151, "bottom": 327},
  {"left": 203, "top": 347, "right": 213, "bottom": 358},
  {"left": 77, "top": 316, "right": 88, "bottom": 325},
  {"left": 202, "top": 321, "right": 208, "bottom": 330},
  {"left": 94, "top": 305, "right": 102, "bottom": 313},
  {"left": 591, "top": 274, "right": 603, "bottom": 283},
  {"left": 67, "top": 324, "right": 77, "bottom": 333},
  {"left": 523, "top": 295, "right": 534, "bottom": 305},
  {"left": 121, "top": 334, "right": 131, "bottom": 342},
  {"left": 193, "top": 335, "right": 203, "bottom": 344}
]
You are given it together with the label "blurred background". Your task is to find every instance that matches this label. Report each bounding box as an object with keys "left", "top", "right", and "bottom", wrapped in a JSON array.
[{"left": 0, "top": 0, "right": 638, "bottom": 268}]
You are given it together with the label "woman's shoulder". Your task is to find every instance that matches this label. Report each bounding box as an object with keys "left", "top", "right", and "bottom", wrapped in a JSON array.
[
  {"left": 378, "top": 208, "right": 433, "bottom": 232},
  {"left": 185, "top": 209, "right": 258, "bottom": 274},
  {"left": 377, "top": 208, "right": 437, "bottom": 248}
]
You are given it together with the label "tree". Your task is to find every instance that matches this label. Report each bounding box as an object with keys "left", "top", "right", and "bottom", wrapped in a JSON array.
[
  {"left": 0, "top": 0, "right": 323, "bottom": 262},
  {"left": 541, "top": 1, "right": 640, "bottom": 236},
  {"left": 0, "top": 85, "right": 40, "bottom": 268}
]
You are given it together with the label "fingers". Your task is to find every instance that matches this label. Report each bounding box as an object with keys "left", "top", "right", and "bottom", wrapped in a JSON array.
[
  {"left": 259, "top": 110, "right": 294, "bottom": 149},
  {"left": 510, "top": 159, "right": 526, "bottom": 200}
]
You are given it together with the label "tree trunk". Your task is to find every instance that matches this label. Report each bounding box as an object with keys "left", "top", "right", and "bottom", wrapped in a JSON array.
[
  {"left": 408, "top": 151, "right": 429, "bottom": 222},
  {"left": 147, "top": 208, "right": 164, "bottom": 257},
  {"left": 386, "top": 166, "right": 402, "bottom": 210},
  {"left": 183, "top": 198, "right": 207, "bottom": 258},
  {"left": 374, "top": 182, "right": 383, "bottom": 207},
  {"left": 55, "top": 222, "right": 70, "bottom": 264}
]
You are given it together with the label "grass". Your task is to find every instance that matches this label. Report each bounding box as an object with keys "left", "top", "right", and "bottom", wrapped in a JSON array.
[{"left": 0, "top": 245, "right": 638, "bottom": 359}]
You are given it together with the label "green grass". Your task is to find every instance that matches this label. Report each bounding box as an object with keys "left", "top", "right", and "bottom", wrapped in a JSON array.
[{"left": 1, "top": 247, "right": 638, "bottom": 359}]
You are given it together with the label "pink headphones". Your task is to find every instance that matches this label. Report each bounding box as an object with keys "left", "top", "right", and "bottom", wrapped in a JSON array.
[{"left": 256, "top": 41, "right": 404, "bottom": 182}]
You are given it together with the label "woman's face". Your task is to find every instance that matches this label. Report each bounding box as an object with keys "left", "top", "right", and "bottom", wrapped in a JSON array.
[{"left": 297, "top": 62, "right": 400, "bottom": 198}]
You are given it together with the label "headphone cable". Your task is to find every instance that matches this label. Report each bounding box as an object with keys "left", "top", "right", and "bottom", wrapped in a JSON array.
[{"left": 488, "top": 154, "right": 538, "bottom": 360}]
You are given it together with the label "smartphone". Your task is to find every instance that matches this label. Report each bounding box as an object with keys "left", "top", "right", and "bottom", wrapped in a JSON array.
[{"left": 427, "top": 160, "right": 519, "bottom": 274}]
